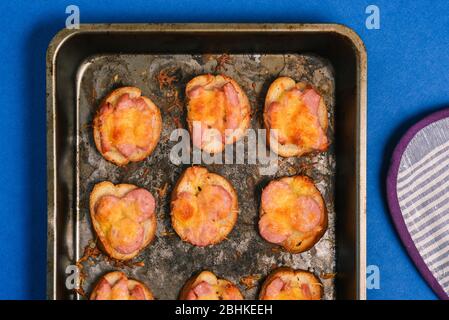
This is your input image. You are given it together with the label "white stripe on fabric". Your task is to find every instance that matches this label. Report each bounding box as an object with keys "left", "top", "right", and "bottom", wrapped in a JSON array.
[
  {"left": 431, "top": 253, "right": 449, "bottom": 271},
  {"left": 415, "top": 225, "right": 449, "bottom": 256},
  {"left": 397, "top": 158, "right": 449, "bottom": 198},
  {"left": 403, "top": 191, "right": 449, "bottom": 221},
  {"left": 400, "top": 179, "right": 449, "bottom": 215},
  {"left": 406, "top": 206, "right": 449, "bottom": 240},
  {"left": 412, "top": 213, "right": 449, "bottom": 239},
  {"left": 397, "top": 139, "right": 449, "bottom": 185},
  {"left": 425, "top": 245, "right": 449, "bottom": 268}
]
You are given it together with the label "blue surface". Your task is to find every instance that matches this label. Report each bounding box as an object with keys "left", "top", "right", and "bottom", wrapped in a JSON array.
[{"left": 0, "top": 0, "right": 447, "bottom": 300}]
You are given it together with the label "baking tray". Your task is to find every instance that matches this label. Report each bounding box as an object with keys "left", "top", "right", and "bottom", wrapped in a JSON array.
[{"left": 47, "top": 23, "right": 366, "bottom": 300}]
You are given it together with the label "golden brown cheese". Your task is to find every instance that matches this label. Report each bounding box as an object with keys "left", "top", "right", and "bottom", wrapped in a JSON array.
[
  {"left": 180, "top": 271, "right": 244, "bottom": 300},
  {"left": 89, "top": 181, "right": 157, "bottom": 260},
  {"left": 260, "top": 268, "right": 322, "bottom": 300},
  {"left": 93, "top": 87, "right": 162, "bottom": 166},
  {"left": 259, "top": 175, "right": 327, "bottom": 253},
  {"left": 264, "top": 77, "right": 329, "bottom": 157},
  {"left": 186, "top": 74, "right": 251, "bottom": 153},
  {"left": 171, "top": 166, "right": 238, "bottom": 246},
  {"left": 90, "top": 271, "right": 154, "bottom": 300}
]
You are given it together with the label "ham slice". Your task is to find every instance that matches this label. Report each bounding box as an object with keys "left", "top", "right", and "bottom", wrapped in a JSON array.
[
  {"left": 197, "top": 185, "right": 232, "bottom": 221},
  {"left": 301, "top": 283, "right": 312, "bottom": 299},
  {"left": 187, "top": 86, "right": 205, "bottom": 99},
  {"left": 110, "top": 278, "right": 130, "bottom": 300},
  {"left": 195, "top": 222, "right": 219, "bottom": 246},
  {"left": 265, "top": 278, "right": 285, "bottom": 297},
  {"left": 223, "top": 82, "right": 241, "bottom": 130},
  {"left": 130, "top": 284, "right": 146, "bottom": 300},
  {"left": 94, "top": 278, "right": 112, "bottom": 300},
  {"left": 193, "top": 281, "right": 214, "bottom": 297},
  {"left": 301, "top": 88, "right": 321, "bottom": 115},
  {"left": 116, "top": 93, "right": 135, "bottom": 110}
]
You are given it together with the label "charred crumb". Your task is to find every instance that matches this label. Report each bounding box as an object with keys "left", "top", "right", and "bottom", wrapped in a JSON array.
[
  {"left": 161, "top": 230, "right": 176, "bottom": 237},
  {"left": 156, "top": 67, "right": 178, "bottom": 90},
  {"left": 214, "top": 53, "right": 232, "bottom": 72},
  {"left": 240, "top": 274, "right": 261, "bottom": 290},
  {"left": 74, "top": 287, "right": 87, "bottom": 298},
  {"left": 156, "top": 182, "right": 169, "bottom": 198},
  {"left": 166, "top": 89, "right": 183, "bottom": 112},
  {"left": 170, "top": 116, "right": 183, "bottom": 129},
  {"left": 320, "top": 272, "right": 337, "bottom": 279}
]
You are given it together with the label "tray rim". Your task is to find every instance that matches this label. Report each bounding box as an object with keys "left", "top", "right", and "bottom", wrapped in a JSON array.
[{"left": 46, "top": 23, "right": 367, "bottom": 300}]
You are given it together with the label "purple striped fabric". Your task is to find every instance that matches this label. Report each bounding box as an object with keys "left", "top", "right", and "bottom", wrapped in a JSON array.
[{"left": 387, "top": 109, "right": 449, "bottom": 300}]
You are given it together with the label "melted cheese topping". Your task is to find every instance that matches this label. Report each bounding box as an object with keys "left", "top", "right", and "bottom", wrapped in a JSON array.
[
  {"left": 172, "top": 168, "right": 235, "bottom": 246},
  {"left": 100, "top": 101, "right": 154, "bottom": 154},
  {"left": 259, "top": 177, "right": 323, "bottom": 243},
  {"left": 189, "top": 89, "right": 227, "bottom": 133},
  {"left": 95, "top": 195, "right": 145, "bottom": 252},
  {"left": 188, "top": 279, "right": 242, "bottom": 300},
  {"left": 267, "top": 89, "right": 323, "bottom": 148},
  {"left": 267, "top": 279, "right": 314, "bottom": 300}
]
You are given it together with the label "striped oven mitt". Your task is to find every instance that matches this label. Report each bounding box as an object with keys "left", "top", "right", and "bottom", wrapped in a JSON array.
[{"left": 387, "top": 109, "right": 449, "bottom": 299}]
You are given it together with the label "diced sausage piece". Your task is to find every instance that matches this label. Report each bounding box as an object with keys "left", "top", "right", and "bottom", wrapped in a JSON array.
[
  {"left": 108, "top": 218, "right": 144, "bottom": 254},
  {"left": 261, "top": 181, "right": 293, "bottom": 213},
  {"left": 258, "top": 214, "right": 291, "bottom": 244},
  {"left": 291, "top": 196, "right": 322, "bottom": 233},
  {"left": 197, "top": 185, "right": 232, "bottom": 221},
  {"left": 124, "top": 188, "right": 156, "bottom": 222},
  {"left": 195, "top": 222, "right": 219, "bottom": 246}
]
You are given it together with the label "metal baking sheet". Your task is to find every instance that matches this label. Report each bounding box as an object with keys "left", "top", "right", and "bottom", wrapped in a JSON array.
[{"left": 47, "top": 24, "right": 367, "bottom": 300}]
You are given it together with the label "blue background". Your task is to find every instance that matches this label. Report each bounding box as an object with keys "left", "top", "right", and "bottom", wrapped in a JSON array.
[{"left": 1, "top": 0, "right": 447, "bottom": 300}]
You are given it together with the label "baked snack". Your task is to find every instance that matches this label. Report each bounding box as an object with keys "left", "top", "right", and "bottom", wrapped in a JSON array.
[
  {"left": 185, "top": 74, "right": 251, "bottom": 153},
  {"left": 179, "top": 271, "right": 244, "bottom": 300},
  {"left": 258, "top": 175, "right": 327, "bottom": 253},
  {"left": 90, "top": 271, "right": 154, "bottom": 300},
  {"left": 93, "top": 86, "right": 162, "bottom": 166},
  {"left": 89, "top": 181, "right": 157, "bottom": 260},
  {"left": 259, "top": 267, "right": 322, "bottom": 300},
  {"left": 263, "top": 77, "right": 328, "bottom": 157},
  {"left": 171, "top": 166, "right": 238, "bottom": 246}
]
